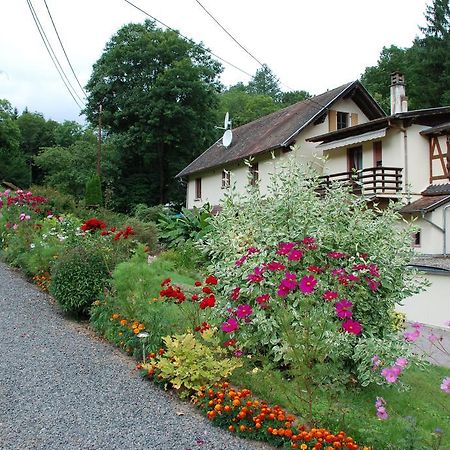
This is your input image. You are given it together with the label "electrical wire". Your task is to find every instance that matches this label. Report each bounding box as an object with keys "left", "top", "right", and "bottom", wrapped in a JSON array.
[
  {"left": 123, "top": 0, "right": 254, "bottom": 78},
  {"left": 43, "top": 0, "right": 87, "bottom": 98},
  {"left": 25, "top": 0, "right": 84, "bottom": 109},
  {"left": 193, "top": 0, "right": 264, "bottom": 67}
]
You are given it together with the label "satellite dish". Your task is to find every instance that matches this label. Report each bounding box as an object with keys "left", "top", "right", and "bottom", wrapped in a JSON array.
[
  {"left": 224, "top": 112, "right": 230, "bottom": 129},
  {"left": 222, "top": 129, "right": 232, "bottom": 148}
]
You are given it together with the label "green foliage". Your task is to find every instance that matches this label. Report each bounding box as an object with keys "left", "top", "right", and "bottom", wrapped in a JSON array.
[
  {"left": 144, "top": 331, "right": 242, "bottom": 396},
  {"left": 361, "top": 1, "right": 450, "bottom": 110},
  {"left": 203, "top": 157, "right": 424, "bottom": 421},
  {"left": 83, "top": 19, "right": 223, "bottom": 206},
  {"left": 50, "top": 245, "right": 110, "bottom": 316},
  {"left": 158, "top": 203, "right": 212, "bottom": 248},
  {"left": 0, "top": 99, "right": 28, "bottom": 187},
  {"left": 132, "top": 203, "right": 165, "bottom": 223},
  {"left": 85, "top": 174, "right": 103, "bottom": 207},
  {"left": 247, "top": 64, "right": 281, "bottom": 101},
  {"left": 29, "top": 185, "right": 78, "bottom": 215},
  {"left": 34, "top": 138, "right": 121, "bottom": 200}
]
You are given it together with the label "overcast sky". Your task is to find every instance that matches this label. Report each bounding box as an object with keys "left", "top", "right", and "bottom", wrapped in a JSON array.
[{"left": 1, "top": 0, "right": 429, "bottom": 124}]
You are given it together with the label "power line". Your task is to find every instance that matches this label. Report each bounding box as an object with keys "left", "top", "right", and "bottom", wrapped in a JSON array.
[
  {"left": 43, "top": 0, "right": 87, "bottom": 98},
  {"left": 193, "top": 0, "right": 264, "bottom": 67},
  {"left": 25, "top": 0, "right": 84, "bottom": 109},
  {"left": 123, "top": 0, "right": 254, "bottom": 78}
]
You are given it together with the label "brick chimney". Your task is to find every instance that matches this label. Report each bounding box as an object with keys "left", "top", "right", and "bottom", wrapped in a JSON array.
[{"left": 390, "top": 71, "right": 408, "bottom": 114}]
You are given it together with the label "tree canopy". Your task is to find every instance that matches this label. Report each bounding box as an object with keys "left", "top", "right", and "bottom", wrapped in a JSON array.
[{"left": 83, "top": 20, "right": 223, "bottom": 209}]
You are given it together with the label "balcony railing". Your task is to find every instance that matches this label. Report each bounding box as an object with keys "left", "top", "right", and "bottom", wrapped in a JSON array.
[{"left": 317, "top": 167, "right": 403, "bottom": 196}]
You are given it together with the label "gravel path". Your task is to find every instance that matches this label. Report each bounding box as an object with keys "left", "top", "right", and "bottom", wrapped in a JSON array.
[{"left": 0, "top": 262, "right": 271, "bottom": 450}]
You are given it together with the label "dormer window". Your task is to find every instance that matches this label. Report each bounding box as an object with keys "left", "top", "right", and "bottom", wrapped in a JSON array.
[{"left": 337, "top": 111, "right": 349, "bottom": 129}]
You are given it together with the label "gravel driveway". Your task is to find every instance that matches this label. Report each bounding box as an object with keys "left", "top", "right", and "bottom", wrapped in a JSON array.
[{"left": 0, "top": 262, "right": 271, "bottom": 450}]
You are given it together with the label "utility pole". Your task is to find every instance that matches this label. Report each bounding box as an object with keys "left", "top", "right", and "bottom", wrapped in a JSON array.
[{"left": 97, "top": 103, "right": 102, "bottom": 177}]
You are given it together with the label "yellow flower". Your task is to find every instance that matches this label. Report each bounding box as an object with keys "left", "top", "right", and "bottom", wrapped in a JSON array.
[
  {"left": 138, "top": 324, "right": 145, "bottom": 331},
  {"left": 111, "top": 313, "right": 120, "bottom": 320}
]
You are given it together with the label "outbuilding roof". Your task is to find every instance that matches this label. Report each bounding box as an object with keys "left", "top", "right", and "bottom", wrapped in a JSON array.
[
  {"left": 176, "top": 80, "right": 384, "bottom": 178},
  {"left": 399, "top": 194, "right": 450, "bottom": 214}
]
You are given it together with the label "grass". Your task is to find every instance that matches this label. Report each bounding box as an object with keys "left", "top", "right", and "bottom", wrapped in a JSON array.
[{"left": 230, "top": 360, "right": 450, "bottom": 449}]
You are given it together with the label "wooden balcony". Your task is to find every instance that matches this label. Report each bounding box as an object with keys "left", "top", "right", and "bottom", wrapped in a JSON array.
[{"left": 317, "top": 167, "right": 403, "bottom": 197}]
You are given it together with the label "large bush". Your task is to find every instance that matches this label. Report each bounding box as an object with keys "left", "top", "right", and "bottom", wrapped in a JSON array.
[
  {"left": 50, "top": 245, "right": 109, "bottom": 316},
  {"left": 202, "top": 158, "right": 425, "bottom": 419}
]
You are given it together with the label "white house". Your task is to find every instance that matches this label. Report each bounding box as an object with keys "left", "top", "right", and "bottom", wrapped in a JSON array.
[{"left": 177, "top": 74, "right": 450, "bottom": 328}]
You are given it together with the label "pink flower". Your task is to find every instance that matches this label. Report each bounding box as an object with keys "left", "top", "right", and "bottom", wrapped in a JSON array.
[
  {"left": 342, "top": 319, "right": 362, "bottom": 335},
  {"left": 375, "top": 397, "right": 389, "bottom": 420},
  {"left": 230, "top": 287, "right": 240, "bottom": 301},
  {"left": 327, "top": 251, "right": 347, "bottom": 259},
  {"left": 221, "top": 318, "right": 239, "bottom": 333},
  {"left": 298, "top": 275, "right": 317, "bottom": 294},
  {"left": 395, "top": 357, "right": 408, "bottom": 368},
  {"left": 366, "top": 278, "right": 380, "bottom": 292},
  {"left": 234, "top": 349, "right": 243, "bottom": 357},
  {"left": 287, "top": 249, "right": 303, "bottom": 261},
  {"left": 266, "top": 261, "right": 286, "bottom": 271},
  {"left": 381, "top": 367, "right": 399, "bottom": 383},
  {"left": 371, "top": 355, "right": 381, "bottom": 370},
  {"left": 256, "top": 294, "right": 270, "bottom": 304},
  {"left": 322, "top": 290, "right": 339, "bottom": 301},
  {"left": 404, "top": 330, "right": 420, "bottom": 343},
  {"left": 427, "top": 333, "right": 440, "bottom": 343},
  {"left": 331, "top": 268, "right": 346, "bottom": 277},
  {"left": 335, "top": 299, "right": 353, "bottom": 319},
  {"left": 276, "top": 242, "right": 296, "bottom": 255},
  {"left": 246, "top": 247, "right": 259, "bottom": 254},
  {"left": 236, "top": 304, "right": 253, "bottom": 318},
  {"left": 440, "top": 377, "right": 450, "bottom": 393},
  {"left": 277, "top": 285, "right": 290, "bottom": 297}
]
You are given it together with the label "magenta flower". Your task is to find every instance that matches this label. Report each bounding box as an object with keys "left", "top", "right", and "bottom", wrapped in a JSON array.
[
  {"left": 440, "top": 377, "right": 450, "bottom": 393},
  {"left": 230, "top": 287, "right": 240, "bottom": 301},
  {"left": 307, "top": 265, "right": 323, "bottom": 273},
  {"left": 335, "top": 299, "right": 353, "bottom": 319},
  {"left": 278, "top": 272, "right": 297, "bottom": 294},
  {"left": 322, "top": 290, "right": 339, "bottom": 301},
  {"left": 247, "top": 273, "right": 264, "bottom": 283},
  {"left": 235, "top": 255, "right": 247, "bottom": 267},
  {"left": 301, "top": 236, "right": 317, "bottom": 250},
  {"left": 221, "top": 317, "right": 239, "bottom": 333},
  {"left": 255, "top": 294, "right": 270, "bottom": 304},
  {"left": 331, "top": 268, "right": 346, "bottom": 277},
  {"left": 277, "top": 285, "right": 290, "bottom": 297},
  {"left": 236, "top": 304, "right": 253, "bottom": 318},
  {"left": 298, "top": 275, "right": 317, "bottom": 294},
  {"left": 368, "top": 263, "right": 380, "bottom": 278},
  {"left": 342, "top": 319, "right": 362, "bottom": 335},
  {"left": 287, "top": 249, "right": 303, "bottom": 261},
  {"left": 366, "top": 278, "right": 380, "bottom": 292},
  {"left": 327, "top": 251, "right": 347, "bottom": 259},
  {"left": 266, "top": 261, "right": 286, "bottom": 271},
  {"left": 246, "top": 247, "right": 259, "bottom": 254},
  {"left": 276, "top": 242, "right": 296, "bottom": 255}
]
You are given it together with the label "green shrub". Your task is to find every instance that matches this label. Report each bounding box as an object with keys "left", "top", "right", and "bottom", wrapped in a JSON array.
[
  {"left": 123, "top": 217, "right": 158, "bottom": 251},
  {"left": 50, "top": 245, "right": 110, "bottom": 316},
  {"left": 85, "top": 174, "right": 103, "bottom": 207},
  {"left": 142, "top": 332, "right": 242, "bottom": 397},
  {"left": 29, "top": 185, "right": 78, "bottom": 215},
  {"left": 132, "top": 203, "right": 165, "bottom": 223}
]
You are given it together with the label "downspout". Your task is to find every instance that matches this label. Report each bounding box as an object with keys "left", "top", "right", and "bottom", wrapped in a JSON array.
[
  {"left": 444, "top": 204, "right": 450, "bottom": 256},
  {"left": 402, "top": 127, "right": 410, "bottom": 203}
]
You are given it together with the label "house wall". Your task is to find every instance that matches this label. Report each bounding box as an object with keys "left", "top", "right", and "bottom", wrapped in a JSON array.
[{"left": 397, "top": 272, "right": 450, "bottom": 328}]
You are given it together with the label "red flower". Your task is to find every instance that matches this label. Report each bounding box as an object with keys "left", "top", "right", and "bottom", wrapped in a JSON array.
[
  {"left": 205, "top": 275, "right": 218, "bottom": 285},
  {"left": 194, "top": 281, "right": 202, "bottom": 287},
  {"left": 160, "top": 278, "right": 171, "bottom": 287},
  {"left": 80, "top": 218, "right": 107, "bottom": 232},
  {"left": 342, "top": 319, "right": 362, "bottom": 335},
  {"left": 202, "top": 286, "right": 213, "bottom": 294}
]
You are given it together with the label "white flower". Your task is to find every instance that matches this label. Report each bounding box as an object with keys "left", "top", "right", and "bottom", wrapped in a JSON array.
[{"left": 30, "top": 243, "right": 35, "bottom": 249}]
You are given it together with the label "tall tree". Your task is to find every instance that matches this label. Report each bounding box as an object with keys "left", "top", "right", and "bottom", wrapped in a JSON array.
[
  {"left": 16, "top": 111, "right": 57, "bottom": 184},
  {"left": 0, "top": 99, "right": 28, "bottom": 187},
  {"left": 83, "top": 20, "right": 222, "bottom": 209},
  {"left": 247, "top": 64, "right": 282, "bottom": 101},
  {"left": 410, "top": 0, "right": 450, "bottom": 107}
]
